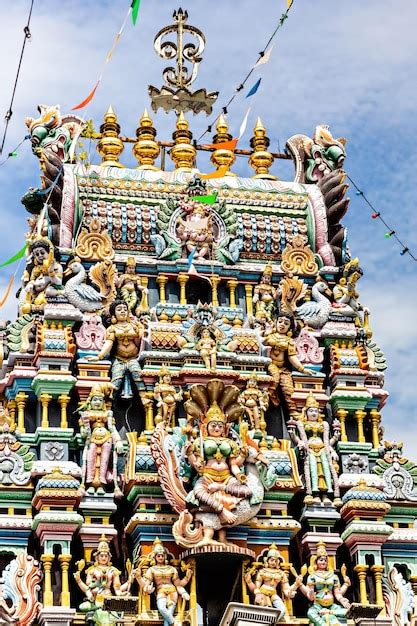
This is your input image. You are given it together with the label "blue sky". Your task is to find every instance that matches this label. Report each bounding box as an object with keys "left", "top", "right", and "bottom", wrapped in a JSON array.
[{"left": 0, "top": 0, "right": 416, "bottom": 452}]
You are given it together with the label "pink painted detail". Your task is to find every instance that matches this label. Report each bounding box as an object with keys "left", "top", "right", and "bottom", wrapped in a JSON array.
[
  {"left": 0, "top": 552, "right": 42, "bottom": 625},
  {"left": 59, "top": 165, "right": 76, "bottom": 248},
  {"left": 295, "top": 327, "right": 324, "bottom": 364},
  {"left": 306, "top": 184, "right": 336, "bottom": 266},
  {"left": 75, "top": 315, "right": 106, "bottom": 351}
]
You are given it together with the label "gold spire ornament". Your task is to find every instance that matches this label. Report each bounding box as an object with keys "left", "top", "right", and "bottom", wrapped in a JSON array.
[
  {"left": 148, "top": 9, "right": 218, "bottom": 115},
  {"left": 97, "top": 105, "right": 124, "bottom": 168},
  {"left": 211, "top": 114, "right": 236, "bottom": 177},
  {"left": 249, "top": 117, "right": 276, "bottom": 180},
  {"left": 132, "top": 109, "right": 160, "bottom": 170},
  {"left": 170, "top": 112, "right": 196, "bottom": 171}
]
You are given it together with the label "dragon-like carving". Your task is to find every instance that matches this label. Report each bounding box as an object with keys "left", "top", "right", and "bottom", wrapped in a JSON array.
[
  {"left": 0, "top": 552, "right": 42, "bottom": 625},
  {"left": 21, "top": 104, "right": 85, "bottom": 244},
  {"left": 383, "top": 566, "right": 415, "bottom": 626},
  {"left": 0, "top": 404, "right": 34, "bottom": 486}
]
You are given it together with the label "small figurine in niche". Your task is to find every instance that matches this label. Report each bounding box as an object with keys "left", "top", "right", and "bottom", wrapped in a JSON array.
[
  {"left": 287, "top": 392, "right": 341, "bottom": 506},
  {"left": 298, "top": 541, "right": 350, "bottom": 626},
  {"left": 116, "top": 256, "right": 148, "bottom": 315},
  {"left": 154, "top": 366, "right": 183, "bottom": 426},
  {"left": 332, "top": 258, "right": 363, "bottom": 315},
  {"left": 79, "top": 382, "right": 124, "bottom": 495},
  {"left": 137, "top": 538, "right": 192, "bottom": 626},
  {"left": 196, "top": 328, "right": 217, "bottom": 372},
  {"left": 252, "top": 262, "right": 278, "bottom": 325},
  {"left": 177, "top": 200, "right": 214, "bottom": 259},
  {"left": 19, "top": 237, "right": 63, "bottom": 314},
  {"left": 239, "top": 372, "right": 269, "bottom": 432},
  {"left": 245, "top": 544, "right": 302, "bottom": 621}
]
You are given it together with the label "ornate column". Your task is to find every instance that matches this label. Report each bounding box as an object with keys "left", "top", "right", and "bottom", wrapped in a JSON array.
[
  {"left": 15, "top": 392, "right": 28, "bottom": 433},
  {"left": 177, "top": 273, "right": 189, "bottom": 305},
  {"left": 7, "top": 399, "right": 16, "bottom": 427},
  {"left": 140, "top": 391, "right": 155, "bottom": 431},
  {"left": 354, "top": 564, "right": 369, "bottom": 605},
  {"left": 336, "top": 408, "right": 348, "bottom": 442},
  {"left": 354, "top": 409, "right": 366, "bottom": 443},
  {"left": 371, "top": 564, "right": 385, "bottom": 614},
  {"left": 40, "top": 393, "right": 53, "bottom": 429},
  {"left": 210, "top": 275, "right": 221, "bottom": 307},
  {"left": 58, "top": 395, "right": 70, "bottom": 429},
  {"left": 244, "top": 284, "right": 253, "bottom": 317},
  {"left": 370, "top": 409, "right": 381, "bottom": 449},
  {"left": 41, "top": 554, "right": 54, "bottom": 607},
  {"left": 156, "top": 274, "right": 168, "bottom": 303},
  {"left": 139, "top": 277, "right": 149, "bottom": 311},
  {"left": 188, "top": 559, "right": 198, "bottom": 626},
  {"left": 227, "top": 279, "right": 238, "bottom": 308},
  {"left": 58, "top": 554, "right": 72, "bottom": 607}
]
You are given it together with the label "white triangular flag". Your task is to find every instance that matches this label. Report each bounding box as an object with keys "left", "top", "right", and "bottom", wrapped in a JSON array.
[
  {"left": 254, "top": 45, "right": 274, "bottom": 68},
  {"left": 239, "top": 107, "right": 251, "bottom": 139}
]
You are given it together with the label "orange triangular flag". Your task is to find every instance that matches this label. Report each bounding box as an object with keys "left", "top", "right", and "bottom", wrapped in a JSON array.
[
  {"left": 200, "top": 166, "right": 228, "bottom": 180},
  {"left": 72, "top": 80, "right": 100, "bottom": 111},
  {"left": 203, "top": 138, "right": 238, "bottom": 151},
  {"left": 0, "top": 275, "right": 15, "bottom": 308}
]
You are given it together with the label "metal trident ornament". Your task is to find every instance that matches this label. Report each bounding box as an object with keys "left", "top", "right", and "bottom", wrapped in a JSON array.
[{"left": 148, "top": 8, "right": 218, "bottom": 115}]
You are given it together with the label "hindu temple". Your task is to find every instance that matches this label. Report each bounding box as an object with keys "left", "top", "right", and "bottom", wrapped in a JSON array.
[{"left": 0, "top": 6, "right": 415, "bottom": 626}]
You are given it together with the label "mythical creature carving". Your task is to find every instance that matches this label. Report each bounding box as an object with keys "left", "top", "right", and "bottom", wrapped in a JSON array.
[
  {"left": 0, "top": 405, "right": 34, "bottom": 485},
  {"left": 151, "top": 177, "right": 242, "bottom": 264},
  {"left": 64, "top": 257, "right": 116, "bottom": 313},
  {"left": 0, "top": 553, "right": 42, "bottom": 625},
  {"left": 383, "top": 567, "right": 415, "bottom": 626},
  {"left": 373, "top": 441, "right": 417, "bottom": 501},
  {"left": 318, "top": 170, "right": 350, "bottom": 266},
  {"left": 6, "top": 314, "right": 36, "bottom": 354},
  {"left": 22, "top": 104, "right": 85, "bottom": 244},
  {"left": 150, "top": 379, "right": 267, "bottom": 549},
  {"left": 287, "top": 393, "right": 341, "bottom": 506},
  {"left": 296, "top": 280, "right": 332, "bottom": 329}
]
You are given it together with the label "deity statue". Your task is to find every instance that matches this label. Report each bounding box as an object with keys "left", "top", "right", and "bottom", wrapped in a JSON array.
[
  {"left": 287, "top": 393, "right": 341, "bottom": 506},
  {"left": 263, "top": 314, "right": 314, "bottom": 418},
  {"left": 137, "top": 538, "right": 192, "bottom": 626},
  {"left": 87, "top": 299, "right": 144, "bottom": 398},
  {"left": 253, "top": 263, "right": 278, "bottom": 325},
  {"left": 176, "top": 199, "right": 214, "bottom": 259},
  {"left": 154, "top": 366, "right": 183, "bottom": 426},
  {"left": 239, "top": 372, "right": 269, "bottom": 432},
  {"left": 195, "top": 328, "right": 218, "bottom": 371},
  {"left": 19, "top": 237, "right": 63, "bottom": 314},
  {"left": 116, "top": 256, "right": 148, "bottom": 315},
  {"left": 298, "top": 542, "right": 350, "bottom": 626},
  {"left": 151, "top": 380, "right": 267, "bottom": 548},
  {"left": 74, "top": 535, "right": 130, "bottom": 625},
  {"left": 245, "top": 544, "right": 301, "bottom": 621},
  {"left": 332, "top": 258, "right": 363, "bottom": 314},
  {"left": 79, "top": 383, "right": 124, "bottom": 495}
]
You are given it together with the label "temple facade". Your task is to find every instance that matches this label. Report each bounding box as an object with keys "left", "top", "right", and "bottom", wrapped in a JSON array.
[{"left": 0, "top": 8, "right": 415, "bottom": 626}]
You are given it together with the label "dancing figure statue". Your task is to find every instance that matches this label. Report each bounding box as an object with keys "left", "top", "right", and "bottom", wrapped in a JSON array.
[
  {"left": 298, "top": 542, "right": 350, "bottom": 626},
  {"left": 287, "top": 393, "right": 341, "bottom": 506},
  {"left": 79, "top": 383, "right": 123, "bottom": 495},
  {"left": 74, "top": 535, "right": 131, "bottom": 625},
  {"left": 150, "top": 380, "right": 267, "bottom": 549},
  {"left": 19, "top": 237, "right": 63, "bottom": 314},
  {"left": 245, "top": 544, "right": 301, "bottom": 621},
  {"left": 263, "top": 314, "right": 313, "bottom": 418},
  {"left": 88, "top": 299, "right": 143, "bottom": 398},
  {"left": 137, "top": 538, "right": 192, "bottom": 626},
  {"left": 154, "top": 366, "right": 183, "bottom": 426}
]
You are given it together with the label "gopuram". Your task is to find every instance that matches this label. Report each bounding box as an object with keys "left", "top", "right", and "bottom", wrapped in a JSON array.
[{"left": 0, "top": 7, "right": 415, "bottom": 626}]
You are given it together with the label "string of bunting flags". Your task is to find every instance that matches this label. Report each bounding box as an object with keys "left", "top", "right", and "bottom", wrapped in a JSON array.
[{"left": 347, "top": 174, "right": 417, "bottom": 261}]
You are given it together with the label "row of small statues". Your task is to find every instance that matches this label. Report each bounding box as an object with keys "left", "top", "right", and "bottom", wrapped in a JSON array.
[{"left": 74, "top": 536, "right": 350, "bottom": 626}]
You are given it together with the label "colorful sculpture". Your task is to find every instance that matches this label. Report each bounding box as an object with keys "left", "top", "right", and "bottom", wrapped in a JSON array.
[
  {"left": 19, "top": 237, "right": 63, "bottom": 314},
  {"left": 245, "top": 544, "right": 301, "bottom": 620},
  {"left": 116, "top": 256, "right": 148, "bottom": 314},
  {"left": 137, "top": 538, "right": 192, "bottom": 626},
  {"left": 154, "top": 366, "right": 183, "bottom": 426},
  {"left": 252, "top": 263, "right": 278, "bottom": 325},
  {"left": 195, "top": 328, "right": 218, "bottom": 371},
  {"left": 332, "top": 258, "right": 363, "bottom": 314},
  {"left": 239, "top": 372, "right": 269, "bottom": 432},
  {"left": 298, "top": 542, "right": 350, "bottom": 626},
  {"left": 287, "top": 393, "right": 341, "bottom": 506},
  {"left": 79, "top": 383, "right": 123, "bottom": 495}
]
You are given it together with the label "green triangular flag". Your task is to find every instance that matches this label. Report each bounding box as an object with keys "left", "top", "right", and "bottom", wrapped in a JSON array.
[
  {"left": 0, "top": 243, "right": 27, "bottom": 268},
  {"left": 131, "top": 0, "right": 141, "bottom": 25},
  {"left": 191, "top": 193, "right": 218, "bottom": 205}
]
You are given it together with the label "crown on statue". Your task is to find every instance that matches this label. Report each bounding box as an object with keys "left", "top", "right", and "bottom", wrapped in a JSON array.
[
  {"left": 205, "top": 400, "right": 227, "bottom": 425},
  {"left": 315, "top": 541, "right": 328, "bottom": 558},
  {"left": 263, "top": 262, "right": 273, "bottom": 277},
  {"left": 158, "top": 365, "right": 171, "bottom": 379},
  {"left": 126, "top": 256, "right": 137, "bottom": 267},
  {"left": 266, "top": 543, "right": 284, "bottom": 562},
  {"left": 304, "top": 392, "right": 320, "bottom": 410},
  {"left": 97, "top": 534, "right": 111, "bottom": 554}
]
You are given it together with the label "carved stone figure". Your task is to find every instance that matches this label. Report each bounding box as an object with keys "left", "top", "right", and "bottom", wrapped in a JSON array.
[
  {"left": 19, "top": 237, "right": 63, "bottom": 314},
  {"left": 332, "top": 258, "right": 363, "bottom": 315},
  {"left": 245, "top": 544, "right": 301, "bottom": 621},
  {"left": 239, "top": 372, "right": 269, "bottom": 432},
  {"left": 154, "top": 366, "right": 183, "bottom": 426},
  {"left": 195, "top": 328, "right": 218, "bottom": 371},
  {"left": 253, "top": 263, "right": 278, "bottom": 325},
  {"left": 137, "top": 538, "right": 192, "bottom": 626},
  {"left": 263, "top": 314, "right": 313, "bottom": 418},
  {"left": 79, "top": 383, "right": 123, "bottom": 495},
  {"left": 88, "top": 300, "right": 144, "bottom": 398},
  {"left": 287, "top": 393, "right": 341, "bottom": 506},
  {"left": 298, "top": 542, "right": 350, "bottom": 626},
  {"left": 150, "top": 380, "right": 267, "bottom": 549},
  {"left": 116, "top": 256, "right": 148, "bottom": 314}
]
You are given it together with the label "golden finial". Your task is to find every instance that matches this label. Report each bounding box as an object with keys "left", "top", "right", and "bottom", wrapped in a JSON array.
[
  {"left": 133, "top": 108, "right": 160, "bottom": 170},
  {"left": 211, "top": 114, "right": 236, "bottom": 177},
  {"left": 97, "top": 105, "right": 125, "bottom": 168},
  {"left": 249, "top": 117, "right": 276, "bottom": 180},
  {"left": 170, "top": 112, "right": 196, "bottom": 171}
]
